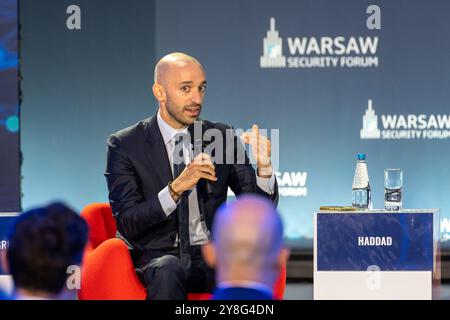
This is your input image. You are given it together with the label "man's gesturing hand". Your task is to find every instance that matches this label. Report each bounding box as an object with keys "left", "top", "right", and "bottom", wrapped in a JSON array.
[
  {"left": 241, "top": 124, "right": 273, "bottom": 178},
  {"left": 169, "top": 153, "right": 217, "bottom": 202}
]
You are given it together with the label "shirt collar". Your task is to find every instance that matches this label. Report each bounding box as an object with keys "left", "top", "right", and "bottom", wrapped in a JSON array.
[{"left": 157, "top": 109, "right": 188, "bottom": 145}]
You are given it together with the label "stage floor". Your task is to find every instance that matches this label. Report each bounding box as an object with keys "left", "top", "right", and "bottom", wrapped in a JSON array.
[
  {"left": 2, "top": 276, "right": 449, "bottom": 300},
  {"left": 284, "top": 281, "right": 450, "bottom": 300}
]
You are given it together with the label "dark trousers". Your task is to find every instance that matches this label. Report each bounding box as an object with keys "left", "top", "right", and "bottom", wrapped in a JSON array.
[{"left": 131, "top": 245, "right": 215, "bottom": 300}]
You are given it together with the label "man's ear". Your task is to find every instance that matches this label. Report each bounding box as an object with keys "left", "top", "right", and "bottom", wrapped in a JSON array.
[
  {"left": 152, "top": 83, "right": 166, "bottom": 102},
  {"left": 0, "top": 249, "right": 9, "bottom": 274},
  {"left": 277, "top": 247, "right": 290, "bottom": 271},
  {"left": 201, "top": 243, "right": 217, "bottom": 268}
]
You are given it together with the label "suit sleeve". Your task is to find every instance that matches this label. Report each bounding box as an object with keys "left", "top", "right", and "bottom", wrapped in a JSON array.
[
  {"left": 105, "top": 134, "right": 168, "bottom": 241},
  {"left": 226, "top": 127, "right": 279, "bottom": 206}
]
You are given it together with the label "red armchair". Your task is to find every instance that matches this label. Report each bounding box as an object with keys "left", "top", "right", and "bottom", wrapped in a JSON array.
[{"left": 79, "top": 203, "right": 286, "bottom": 300}]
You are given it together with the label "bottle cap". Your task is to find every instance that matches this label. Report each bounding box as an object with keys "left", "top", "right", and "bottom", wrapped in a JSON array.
[{"left": 357, "top": 153, "right": 366, "bottom": 160}]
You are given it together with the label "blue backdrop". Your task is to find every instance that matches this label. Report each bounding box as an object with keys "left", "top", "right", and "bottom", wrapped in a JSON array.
[
  {"left": 17, "top": 0, "right": 450, "bottom": 248},
  {"left": 0, "top": 0, "right": 20, "bottom": 213}
]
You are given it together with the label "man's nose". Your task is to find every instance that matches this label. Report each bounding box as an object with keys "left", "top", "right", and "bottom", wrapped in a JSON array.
[{"left": 191, "top": 89, "right": 203, "bottom": 105}]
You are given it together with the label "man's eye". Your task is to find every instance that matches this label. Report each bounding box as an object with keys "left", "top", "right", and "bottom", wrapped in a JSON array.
[
  {"left": 181, "top": 86, "right": 190, "bottom": 92},
  {"left": 200, "top": 85, "right": 207, "bottom": 92}
]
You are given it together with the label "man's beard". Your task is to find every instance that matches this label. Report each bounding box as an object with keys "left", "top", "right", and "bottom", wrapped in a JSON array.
[{"left": 166, "top": 97, "right": 201, "bottom": 127}]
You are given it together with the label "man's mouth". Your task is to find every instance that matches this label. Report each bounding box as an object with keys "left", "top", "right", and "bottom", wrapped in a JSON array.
[{"left": 185, "top": 106, "right": 201, "bottom": 116}]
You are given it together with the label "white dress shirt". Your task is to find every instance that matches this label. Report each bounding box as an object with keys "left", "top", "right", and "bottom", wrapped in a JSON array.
[{"left": 156, "top": 110, "right": 275, "bottom": 245}]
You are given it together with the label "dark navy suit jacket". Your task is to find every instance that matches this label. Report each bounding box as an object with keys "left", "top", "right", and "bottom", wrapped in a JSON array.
[
  {"left": 105, "top": 114, "right": 278, "bottom": 251},
  {"left": 212, "top": 287, "right": 274, "bottom": 300}
]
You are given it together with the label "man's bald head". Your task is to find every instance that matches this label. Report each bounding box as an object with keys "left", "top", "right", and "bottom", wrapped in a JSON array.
[
  {"left": 211, "top": 195, "right": 284, "bottom": 273},
  {"left": 152, "top": 52, "right": 206, "bottom": 128},
  {"left": 154, "top": 52, "right": 203, "bottom": 86}
]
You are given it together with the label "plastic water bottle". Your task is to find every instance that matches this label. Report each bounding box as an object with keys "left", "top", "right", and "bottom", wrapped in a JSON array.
[{"left": 352, "top": 153, "right": 372, "bottom": 209}]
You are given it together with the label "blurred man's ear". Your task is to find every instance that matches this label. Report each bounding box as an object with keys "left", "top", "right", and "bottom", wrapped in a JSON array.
[
  {"left": 277, "top": 247, "right": 290, "bottom": 270},
  {"left": 201, "top": 243, "right": 217, "bottom": 268},
  {"left": 0, "top": 249, "right": 9, "bottom": 274},
  {"left": 152, "top": 83, "right": 166, "bottom": 103}
]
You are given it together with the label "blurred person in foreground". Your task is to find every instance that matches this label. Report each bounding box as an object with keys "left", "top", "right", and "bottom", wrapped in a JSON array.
[
  {"left": 202, "top": 195, "right": 289, "bottom": 300},
  {"left": 0, "top": 203, "right": 88, "bottom": 300}
]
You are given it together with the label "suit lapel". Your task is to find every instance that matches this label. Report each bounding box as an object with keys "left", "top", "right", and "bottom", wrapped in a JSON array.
[{"left": 145, "top": 114, "right": 173, "bottom": 186}]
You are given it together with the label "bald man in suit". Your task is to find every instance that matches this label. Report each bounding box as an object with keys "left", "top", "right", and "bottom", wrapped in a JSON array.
[{"left": 105, "top": 53, "right": 278, "bottom": 299}]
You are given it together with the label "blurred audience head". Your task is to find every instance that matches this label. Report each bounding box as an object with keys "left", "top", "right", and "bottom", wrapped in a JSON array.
[
  {"left": 202, "top": 195, "right": 289, "bottom": 293},
  {"left": 1, "top": 202, "right": 88, "bottom": 300}
]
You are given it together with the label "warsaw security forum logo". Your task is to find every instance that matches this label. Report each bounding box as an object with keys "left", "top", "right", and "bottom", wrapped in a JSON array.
[
  {"left": 260, "top": 18, "right": 286, "bottom": 68},
  {"left": 260, "top": 17, "right": 379, "bottom": 69},
  {"left": 360, "top": 99, "right": 450, "bottom": 140},
  {"left": 360, "top": 99, "right": 381, "bottom": 139}
]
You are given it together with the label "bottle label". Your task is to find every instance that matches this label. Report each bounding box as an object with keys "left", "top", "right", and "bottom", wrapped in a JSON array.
[{"left": 352, "top": 163, "right": 369, "bottom": 189}]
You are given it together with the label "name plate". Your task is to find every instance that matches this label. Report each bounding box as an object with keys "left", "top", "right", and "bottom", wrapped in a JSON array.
[
  {"left": 316, "top": 212, "right": 434, "bottom": 271},
  {"left": 0, "top": 215, "right": 18, "bottom": 275}
]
